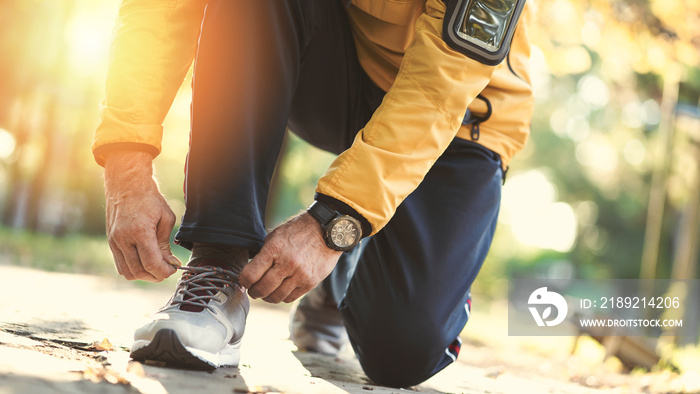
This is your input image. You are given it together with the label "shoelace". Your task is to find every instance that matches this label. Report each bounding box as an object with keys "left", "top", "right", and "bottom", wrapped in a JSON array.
[{"left": 171, "top": 266, "right": 240, "bottom": 312}]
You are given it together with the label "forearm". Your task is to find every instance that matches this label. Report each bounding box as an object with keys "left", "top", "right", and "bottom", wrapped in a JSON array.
[{"left": 93, "top": 0, "right": 206, "bottom": 166}]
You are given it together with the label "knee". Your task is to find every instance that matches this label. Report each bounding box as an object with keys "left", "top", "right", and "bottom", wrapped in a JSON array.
[{"left": 351, "top": 319, "right": 450, "bottom": 387}]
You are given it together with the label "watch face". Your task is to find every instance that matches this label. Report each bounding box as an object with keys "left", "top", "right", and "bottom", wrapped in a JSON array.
[{"left": 329, "top": 217, "right": 360, "bottom": 249}]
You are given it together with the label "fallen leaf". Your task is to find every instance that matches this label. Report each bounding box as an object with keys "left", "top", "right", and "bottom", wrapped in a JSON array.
[{"left": 92, "top": 338, "right": 114, "bottom": 351}]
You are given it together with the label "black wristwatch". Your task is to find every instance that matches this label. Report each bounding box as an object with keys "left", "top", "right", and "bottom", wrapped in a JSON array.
[{"left": 307, "top": 200, "right": 362, "bottom": 252}]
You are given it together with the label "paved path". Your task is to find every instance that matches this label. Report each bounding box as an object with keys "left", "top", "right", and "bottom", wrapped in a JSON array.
[{"left": 0, "top": 265, "right": 602, "bottom": 393}]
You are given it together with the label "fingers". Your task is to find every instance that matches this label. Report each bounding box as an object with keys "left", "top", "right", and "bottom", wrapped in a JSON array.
[
  {"left": 156, "top": 210, "right": 182, "bottom": 267},
  {"left": 263, "top": 278, "right": 303, "bottom": 304},
  {"left": 242, "top": 246, "right": 314, "bottom": 302},
  {"left": 121, "top": 244, "right": 159, "bottom": 282},
  {"left": 136, "top": 236, "right": 176, "bottom": 281},
  {"left": 159, "top": 242, "right": 182, "bottom": 267},
  {"left": 111, "top": 239, "right": 175, "bottom": 282},
  {"left": 283, "top": 287, "right": 309, "bottom": 304},
  {"left": 106, "top": 190, "right": 179, "bottom": 281},
  {"left": 108, "top": 240, "right": 130, "bottom": 279},
  {"left": 239, "top": 246, "right": 276, "bottom": 290},
  {"left": 110, "top": 226, "right": 175, "bottom": 282},
  {"left": 241, "top": 214, "right": 341, "bottom": 303},
  {"left": 248, "top": 264, "right": 286, "bottom": 300}
]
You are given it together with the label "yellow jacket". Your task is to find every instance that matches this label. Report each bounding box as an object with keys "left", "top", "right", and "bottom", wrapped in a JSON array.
[{"left": 93, "top": 0, "right": 534, "bottom": 236}]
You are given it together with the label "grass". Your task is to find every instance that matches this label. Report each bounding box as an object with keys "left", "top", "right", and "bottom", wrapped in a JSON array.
[
  {"left": 0, "top": 227, "right": 189, "bottom": 289},
  {"left": 0, "top": 227, "right": 116, "bottom": 275}
]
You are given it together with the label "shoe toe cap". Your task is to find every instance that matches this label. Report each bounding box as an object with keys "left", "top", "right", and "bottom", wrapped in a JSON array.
[{"left": 134, "top": 311, "right": 228, "bottom": 354}]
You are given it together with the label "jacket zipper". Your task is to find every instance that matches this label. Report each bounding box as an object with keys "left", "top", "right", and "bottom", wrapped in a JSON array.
[
  {"left": 465, "top": 94, "right": 492, "bottom": 142},
  {"left": 471, "top": 122, "right": 480, "bottom": 141}
]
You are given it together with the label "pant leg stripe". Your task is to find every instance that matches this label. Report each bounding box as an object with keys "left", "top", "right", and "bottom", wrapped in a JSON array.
[
  {"left": 444, "top": 347, "right": 457, "bottom": 362},
  {"left": 445, "top": 337, "right": 462, "bottom": 362}
]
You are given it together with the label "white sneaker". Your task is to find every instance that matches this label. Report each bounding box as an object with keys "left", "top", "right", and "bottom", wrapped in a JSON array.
[
  {"left": 130, "top": 264, "right": 249, "bottom": 370},
  {"left": 290, "top": 284, "right": 348, "bottom": 355}
]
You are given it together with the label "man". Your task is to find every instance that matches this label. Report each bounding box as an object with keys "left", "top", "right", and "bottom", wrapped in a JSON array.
[{"left": 94, "top": 0, "right": 534, "bottom": 388}]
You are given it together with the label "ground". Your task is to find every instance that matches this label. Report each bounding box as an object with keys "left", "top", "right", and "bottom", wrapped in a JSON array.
[{"left": 0, "top": 265, "right": 696, "bottom": 394}]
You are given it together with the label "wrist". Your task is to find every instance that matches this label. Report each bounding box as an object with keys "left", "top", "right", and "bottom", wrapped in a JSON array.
[
  {"left": 307, "top": 200, "right": 363, "bottom": 252},
  {"left": 103, "top": 150, "right": 156, "bottom": 191},
  {"left": 313, "top": 193, "right": 372, "bottom": 238},
  {"left": 104, "top": 150, "right": 152, "bottom": 175}
]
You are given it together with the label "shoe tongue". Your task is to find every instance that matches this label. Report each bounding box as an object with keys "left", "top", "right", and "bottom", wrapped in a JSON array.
[{"left": 179, "top": 259, "right": 232, "bottom": 312}]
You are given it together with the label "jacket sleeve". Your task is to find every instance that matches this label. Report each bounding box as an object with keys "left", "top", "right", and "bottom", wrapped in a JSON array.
[
  {"left": 316, "top": 0, "right": 498, "bottom": 235},
  {"left": 92, "top": 0, "right": 206, "bottom": 166}
]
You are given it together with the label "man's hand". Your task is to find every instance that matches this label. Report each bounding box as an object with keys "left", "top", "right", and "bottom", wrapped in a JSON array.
[
  {"left": 239, "top": 212, "right": 342, "bottom": 304},
  {"left": 104, "top": 151, "right": 180, "bottom": 282}
]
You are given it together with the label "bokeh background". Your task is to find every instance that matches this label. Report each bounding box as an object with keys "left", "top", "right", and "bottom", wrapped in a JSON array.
[{"left": 1, "top": 0, "right": 699, "bottom": 390}]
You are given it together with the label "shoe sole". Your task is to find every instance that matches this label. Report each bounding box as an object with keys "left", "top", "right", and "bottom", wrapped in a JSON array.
[{"left": 130, "top": 329, "right": 239, "bottom": 371}]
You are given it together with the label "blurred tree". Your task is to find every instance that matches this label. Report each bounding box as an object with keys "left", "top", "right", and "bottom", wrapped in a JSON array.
[
  {"left": 24, "top": 1, "right": 73, "bottom": 232},
  {"left": 509, "top": 0, "right": 700, "bottom": 281},
  {"left": 0, "top": 0, "right": 110, "bottom": 235},
  {"left": 0, "top": 0, "right": 38, "bottom": 227}
]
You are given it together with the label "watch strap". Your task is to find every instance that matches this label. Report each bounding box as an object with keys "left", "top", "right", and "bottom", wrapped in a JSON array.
[
  {"left": 314, "top": 193, "right": 372, "bottom": 237},
  {"left": 307, "top": 200, "right": 338, "bottom": 227}
]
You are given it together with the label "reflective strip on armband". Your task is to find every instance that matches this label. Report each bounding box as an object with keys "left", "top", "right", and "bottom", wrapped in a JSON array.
[{"left": 443, "top": 0, "right": 526, "bottom": 66}]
